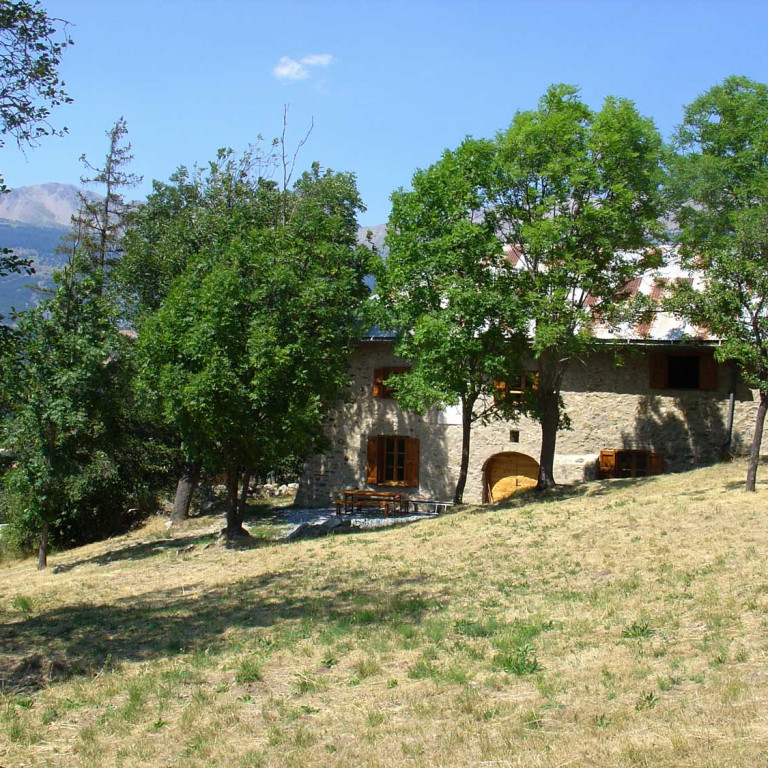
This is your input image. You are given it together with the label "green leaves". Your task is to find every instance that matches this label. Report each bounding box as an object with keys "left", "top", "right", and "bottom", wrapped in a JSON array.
[
  {"left": 380, "top": 84, "right": 666, "bottom": 491},
  {"left": 130, "top": 149, "right": 371, "bottom": 479},
  {"left": 668, "top": 76, "right": 768, "bottom": 391}
]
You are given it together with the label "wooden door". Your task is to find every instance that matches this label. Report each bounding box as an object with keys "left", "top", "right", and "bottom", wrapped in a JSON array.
[{"left": 485, "top": 452, "right": 539, "bottom": 502}]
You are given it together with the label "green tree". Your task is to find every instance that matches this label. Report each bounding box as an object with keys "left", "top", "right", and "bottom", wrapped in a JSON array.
[
  {"left": 1, "top": 120, "right": 170, "bottom": 568},
  {"left": 0, "top": 264, "right": 169, "bottom": 568},
  {"left": 130, "top": 154, "right": 372, "bottom": 536},
  {"left": 666, "top": 76, "right": 768, "bottom": 492},
  {"left": 120, "top": 145, "right": 283, "bottom": 521},
  {"left": 485, "top": 85, "right": 665, "bottom": 489},
  {"left": 0, "top": 0, "right": 72, "bottom": 315},
  {"left": 378, "top": 139, "right": 531, "bottom": 504},
  {"left": 0, "top": 0, "right": 71, "bottom": 151}
]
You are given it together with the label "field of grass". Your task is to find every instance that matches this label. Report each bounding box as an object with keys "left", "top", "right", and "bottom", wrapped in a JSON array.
[{"left": 1, "top": 460, "right": 767, "bottom": 767}]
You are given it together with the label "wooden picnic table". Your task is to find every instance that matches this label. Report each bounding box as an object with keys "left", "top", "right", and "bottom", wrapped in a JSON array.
[{"left": 334, "top": 489, "right": 408, "bottom": 517}]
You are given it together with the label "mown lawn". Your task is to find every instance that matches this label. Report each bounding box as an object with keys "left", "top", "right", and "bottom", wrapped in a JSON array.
[{"left": 1, "top": 460, "right": 767, "bottom": 767}]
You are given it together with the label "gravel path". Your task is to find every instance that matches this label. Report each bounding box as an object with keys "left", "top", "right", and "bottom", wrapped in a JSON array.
[{"left": 274, "top": 506, "right": 437, "bottom": 534}]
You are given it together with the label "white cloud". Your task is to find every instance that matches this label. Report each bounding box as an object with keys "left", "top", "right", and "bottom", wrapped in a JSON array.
[
  {"left": 273, "top": 56, "right": 309, "bottom": 81},
  {"left": 300, "top": 53, "right": 333, "bottom": 67},
  {"left": 273, "top": 53, "right": 334, "bottom": 82}
]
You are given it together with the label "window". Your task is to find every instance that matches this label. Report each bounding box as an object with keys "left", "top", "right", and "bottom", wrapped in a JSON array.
[
  {"left": 493, "top": 372, "right": 539, "bottom": 404},
  {"left": 599, "top": 450, "right": 663, "bottom": 479},
  {"left": 372, "top": 367, "right": 411, "bottom": 398},
  {"left": 649, "top": 352, "right": 717, "bottom": 391},
  {"left": 366, "top": 435, "right": 419, "bottom": 486}
]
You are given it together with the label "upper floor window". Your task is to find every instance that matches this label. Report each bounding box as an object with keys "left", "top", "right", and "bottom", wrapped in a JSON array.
[
  {"left": 649, "top": 352, "right": 717, "bottom": 391},
  {"left": 493, "top": 372, "right": 539, "bottom": 404},
  {"left": 372, "top": 367, "right": 411, "bottom": 398}
]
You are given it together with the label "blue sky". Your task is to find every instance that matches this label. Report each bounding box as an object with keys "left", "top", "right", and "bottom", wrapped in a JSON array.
[{"left": 2, "top": 0, "right": 767, "bottom": 225}]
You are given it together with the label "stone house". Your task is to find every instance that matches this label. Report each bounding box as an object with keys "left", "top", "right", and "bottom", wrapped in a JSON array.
[{"left": 296, "top": 264, "right": 766, "bottom": 507}]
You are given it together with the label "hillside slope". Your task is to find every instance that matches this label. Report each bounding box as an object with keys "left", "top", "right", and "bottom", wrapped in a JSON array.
[{"left": 1, "top": 451, "right": 766, "bottom": 767}]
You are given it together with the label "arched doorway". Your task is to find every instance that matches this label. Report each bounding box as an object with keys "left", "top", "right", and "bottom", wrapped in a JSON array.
[{"left": 483, "top": 452, "right": 539, "bottom": 503}]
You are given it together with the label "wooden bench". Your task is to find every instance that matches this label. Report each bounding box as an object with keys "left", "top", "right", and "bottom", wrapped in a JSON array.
[{"left": 406, "top": 499, "right": 453, "bottom": 515}]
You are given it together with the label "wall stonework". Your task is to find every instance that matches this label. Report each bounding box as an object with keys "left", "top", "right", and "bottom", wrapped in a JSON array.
[{"left": 295, "top": 341, "right": 766, "bottom": 507}]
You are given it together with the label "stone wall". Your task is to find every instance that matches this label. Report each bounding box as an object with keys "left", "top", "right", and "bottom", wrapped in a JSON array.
[{"left": 295, "top": 341, "right": 765, "bottom": 507}]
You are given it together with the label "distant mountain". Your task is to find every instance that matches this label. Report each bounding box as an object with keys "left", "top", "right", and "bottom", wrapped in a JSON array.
[
  {"left": 0, "top": 183, "right": 103, "bottom": 316},
  {"left": 0, "top": 182, "right": 101, "bottom": 228},
  {"left": 357, "top": 223, "right": 387, "bottom": 254},
  {"left": 0, "top": 219, "right": 70, "bottom": 315}
]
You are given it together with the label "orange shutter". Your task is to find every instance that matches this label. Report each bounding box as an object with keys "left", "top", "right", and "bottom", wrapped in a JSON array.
[
  {"left": 372, "top": 369, "right": 385, "bottom": 398},
  {"left": 599, "top": 450, "right": 616, "bottom": 479},
  {"left": 648, "top": 452, "right": 663, "bottom": 475},
  {"left": 699, "top": 355, "right": 718, "bottom": 391},
  {"left": 366, "top": 437, "right": 379, "bottom": 484},
  {"left": 493, "top": 379, "right": 507, "bottom": 404},
  {"left": 404, "top": 438, "right": 420, "bottom": 487},
  {"left": 649, "top": 354, "right": 667, "bottom": 389},
  {"left": 529, "top": 372, "right": 540, "bottom": 391}
]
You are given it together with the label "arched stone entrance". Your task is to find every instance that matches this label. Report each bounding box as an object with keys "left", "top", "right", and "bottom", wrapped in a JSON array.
[{"left": 483, "top": 452, "right": 539, "bottom": 503}]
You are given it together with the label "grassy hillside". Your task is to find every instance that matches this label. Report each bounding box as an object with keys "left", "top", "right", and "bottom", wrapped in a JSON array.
[{"left": 1, "top": 461, "right": 767, "bottom": 767}]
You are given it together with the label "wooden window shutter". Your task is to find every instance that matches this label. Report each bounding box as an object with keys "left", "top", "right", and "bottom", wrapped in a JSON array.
[
  {"left": 366, "top": 437, "right": 379, "bottom": 484},
  {"left": 529, "top": 372, "right": 539, "bottom": 391},
  {"left": 599, "top": 450, "right": 616, "bottom": 479},
  {"left": 372, "top": 369, "right": 385, "bottom": 398},
  {"left": 493, "top": 379, "right": 507, "bottom": 404},
  {"left": 649, "top": 354, "right": 668, "bottom": 389},
  {"left": 699, "top": 355, "right": 718, "bottom": 391},
  {"left": 404, "top": 438, "right": 419, "bottom": 487},
  {"left": 648, "top": 452, "right": 663, "bottom": 475}
]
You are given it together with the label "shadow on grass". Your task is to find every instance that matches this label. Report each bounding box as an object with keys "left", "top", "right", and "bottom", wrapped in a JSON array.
[
  {"left": 476, "top": 477, "right": 642, "bottom": 514},
  {"left": 49, "top": 533, "right": 221, "bottom": 574},
  {"left": 0, "top": 569, "right": 443, "bottom": 693}
]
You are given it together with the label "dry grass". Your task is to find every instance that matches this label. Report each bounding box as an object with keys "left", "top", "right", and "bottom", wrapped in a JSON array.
[{"left": 1, "top": 460, "right": 768, "bottom": 767}]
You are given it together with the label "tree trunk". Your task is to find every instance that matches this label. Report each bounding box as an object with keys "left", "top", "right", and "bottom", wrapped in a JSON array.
[
  {"left": 746, "top": 389, "right": 767, "bottom": 492},
  {"left": 721, "top": 361, "right": 738, "bottom": 461},
  {"left": 171, "top": 458, "right": 202, "bottom": 522},
  {"left": 225, "top": 464, "right": 250, "bottom": 538},
  {"left": 536, "top": 351, "right": 566, "bottom": 492},
  {"left": 453, "top": 396, "right": 475, "bottom": 504},
  {"left": 237, "top": 467, "right": 253, "bottom": 524},
  {"left": 37, "top": 521, "right": 48, "bottom": 570},
  {"left": 537, "top": 390, "right": 560, "bottom": 491}
]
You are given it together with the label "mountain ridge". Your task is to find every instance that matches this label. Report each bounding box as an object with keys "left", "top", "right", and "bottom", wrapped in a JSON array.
[{"left": 0, "top": 182, "right": 100, "bottom": 228}]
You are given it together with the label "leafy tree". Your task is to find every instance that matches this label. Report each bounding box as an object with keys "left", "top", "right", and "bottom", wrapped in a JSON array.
[
  {"left": 120, "top": 145, "right": 283, "bottom": 521},
  {"left": 485, "top": 85, "right": 665, "bottom": 489},
  {"left": 0, "top": 0, "right": 72, "bottom": 316},
  {"left": 666, "top": 76, "right": 768, "bottom": 492},
  {"left": 0, "top": 0, "right": 71, "bottom": 151},
  {"left": 378, "top": 139, "right": 531, "bottom": 504},
  {"left": 119, "top": 144, "right": 279, "bottom": 321},
  {"left": 1, "top": 120, "right": 170, "bottom": 567},
  {"left": 0, "top": 263, "right": 170, "bottom": 567},
  {"left": 130, "top": 154, "right": 372, "bottom": 536}
]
